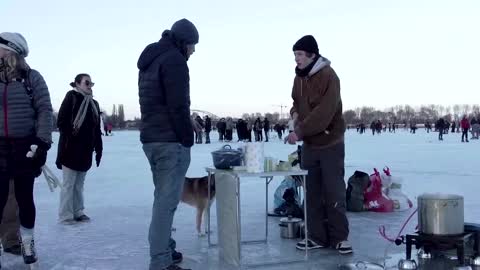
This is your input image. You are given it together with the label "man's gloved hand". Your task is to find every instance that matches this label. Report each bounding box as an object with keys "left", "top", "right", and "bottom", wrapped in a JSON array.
[{"left": 95, "top": 152, "right": 102, "bottom": 167}]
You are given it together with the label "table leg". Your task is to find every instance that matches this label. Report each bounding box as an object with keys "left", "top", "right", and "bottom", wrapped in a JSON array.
[
  {"left": 207, "top": 171, "right": 213, "bottom": 246},
  {"left": 265, "top": 176, "right": 273, "bottom": 242},
  {"left": 303, "top": 175, "right": 308, "bottom": 259},
  {"left": 236, "top": 175, "right": 242, "bottom": 265}
]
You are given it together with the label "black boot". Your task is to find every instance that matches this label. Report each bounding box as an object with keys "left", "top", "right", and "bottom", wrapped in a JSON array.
[
  {"left": 3, "top": 243, "right": 22, "bottom": 255},
  {"left": 172, "top": 250, "right": 183, "bottom": 264}
]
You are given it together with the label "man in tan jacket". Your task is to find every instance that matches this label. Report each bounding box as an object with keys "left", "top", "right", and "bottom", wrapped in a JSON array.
[
  {"left": 0, "top": 181, "right": 21, "bottom": 255},
  {"left": 286, "top": 35, "right": 352, "bottom": 254}
]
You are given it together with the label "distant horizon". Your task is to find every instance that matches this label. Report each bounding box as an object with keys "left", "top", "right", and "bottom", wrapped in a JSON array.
[{"left": 105, "top": 102, "right": 480, "bottom": 121}]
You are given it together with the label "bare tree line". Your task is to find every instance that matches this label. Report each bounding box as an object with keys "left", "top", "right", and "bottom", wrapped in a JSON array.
[{"left": 343, "top": 104, "right": 480, "bottom": 125}]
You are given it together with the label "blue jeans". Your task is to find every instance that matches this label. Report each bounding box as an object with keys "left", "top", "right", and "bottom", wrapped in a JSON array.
[{"left": 143, "top": 143, "right": 191, "bottom": 270}]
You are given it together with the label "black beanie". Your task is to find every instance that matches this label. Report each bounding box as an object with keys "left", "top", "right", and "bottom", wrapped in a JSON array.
[
  {"left": 292, "top": 35, "right": 319, "bottom": 55},
  {"left": 171, "top": 18, "right": 199, "bottom": 45}
]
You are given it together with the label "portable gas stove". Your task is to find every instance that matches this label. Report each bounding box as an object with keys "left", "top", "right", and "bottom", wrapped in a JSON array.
[{"left": 397, "top": 223, "right": 480, "bottom": 267}]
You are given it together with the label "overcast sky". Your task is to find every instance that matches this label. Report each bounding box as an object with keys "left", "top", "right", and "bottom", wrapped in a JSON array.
[{"left": 2, "top": 0, "right": 479, "bottom": 119}]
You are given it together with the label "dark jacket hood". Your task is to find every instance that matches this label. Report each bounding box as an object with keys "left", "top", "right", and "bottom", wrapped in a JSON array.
[{"left": 137, "top": 31, "right": 178, "bottom": 71}]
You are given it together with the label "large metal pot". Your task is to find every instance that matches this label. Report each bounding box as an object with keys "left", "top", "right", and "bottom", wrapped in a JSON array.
[{"left": 418, "top": 193, "right": 464, "bottom": 235}]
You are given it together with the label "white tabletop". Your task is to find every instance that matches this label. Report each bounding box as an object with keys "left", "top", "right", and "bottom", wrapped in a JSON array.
[{"left": 205, "top": 167, "right": 308, "bottom": 178}]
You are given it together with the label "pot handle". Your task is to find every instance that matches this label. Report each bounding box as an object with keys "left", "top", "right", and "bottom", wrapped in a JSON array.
[{"left": 222, "top": 145, "right": 232, "bottom": 150}]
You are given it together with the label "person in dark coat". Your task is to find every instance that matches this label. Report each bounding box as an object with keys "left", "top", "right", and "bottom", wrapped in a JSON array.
[
  {"left": 194, "top": 115, "right": 204, "bottom": 144},
  {"left": 204, "top": 115, "right": 211, "bottom": 144},
  {"left": 263, "top": 117, "right": 270, "bottom": 142},
  {"left": 238, "top": 119, "right": 248, "bottom": 141},
  {"left": 274, "top": 123, "right": 283, "bottom": 140},
  {"left": 56, "top": 74, "right": 102, "bottom": 225},
  {"left": 225, "top": 117, "right": 234, "bottom": 141},
  {"left": 216, "top": 118, "right": 226, "bottom": 141},
  {"left": 236, "top": 119, "right": 243, "bottom": 141},
  {"left": 137, "top": 18, "right": 198, "bottom": 270},
  {"left": 0, "top": 32, "right": 53, "bottom": 266},
  {"left": 254, "top": 117, "right": 263, "bottom": 141},
  {"left": 436, "top": 118, "right": 446, "bottom": 140}
]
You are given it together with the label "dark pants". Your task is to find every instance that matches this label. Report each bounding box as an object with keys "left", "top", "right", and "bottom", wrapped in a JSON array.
[
  {"left": 264, "top": 130, "right": 269, "bottom": 142},
  {"left": 205, "top": 131, "right": 211, "bottom": 143},
  {"left": 0, "top": 176, "right": 36, "bottom": 229},
  {"left": 462, "top": 128, "right": 469, "bottom": 142},
  {"left": 277, "top": 131, "right": 282, "bottom": 140},
  {"left": 0, "top": 180, "right": 20, "bottom": 248},
  {"left": 439, "top": 129, "right": 443, "bottom": 140},
  {"left": 195, "top": 131, "right": 202, "bottom": 144},
  {"left": 225, "top": 129, "right": 233, "bottom": 141},
  {"left": 301, "top": 142, "right": 349, "bottom": 247}
]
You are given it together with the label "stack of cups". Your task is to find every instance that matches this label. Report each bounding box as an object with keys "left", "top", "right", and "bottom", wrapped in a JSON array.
[{"left": 245, "top": 142, "right": 264, "bottom": 173}]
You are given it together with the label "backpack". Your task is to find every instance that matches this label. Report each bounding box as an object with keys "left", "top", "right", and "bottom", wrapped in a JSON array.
[{"left": 346, "top": 170, "right": 370, "bottom": 212}]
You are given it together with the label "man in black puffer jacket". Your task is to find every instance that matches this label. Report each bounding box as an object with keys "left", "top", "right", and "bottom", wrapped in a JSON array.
[{"left": 138, "top": 19, "right": 198, "bottom": 270}]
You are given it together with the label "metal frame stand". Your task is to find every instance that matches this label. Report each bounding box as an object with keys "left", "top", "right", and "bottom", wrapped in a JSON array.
[{"left": 205, "top": 168, "right": 309, "bottom": 268}]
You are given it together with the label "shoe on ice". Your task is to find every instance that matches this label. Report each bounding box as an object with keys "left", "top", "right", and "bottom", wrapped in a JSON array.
[
  {"left": 60, "top": 219, "right": 76, "bottom": 225},
  {"left": 74, "top": 214, "right": 91, "bottom": 222},
  {"left": 335, "top": 240, "right": 353, "bottom": 254},
  {"left": 295, "top": 239, "right": 326, "bottom": 250},
  {"left": 21, "top": 237, "right": 37, "bottom": 264},
  {"left": 172, "top": 250, "right": 183, "bottom": 264},
  {"left": 163, "top": 264, "right": 191, "bottom": 270},
  {"left": 3, "top": 243, "right": 22, "bottom": 255}
]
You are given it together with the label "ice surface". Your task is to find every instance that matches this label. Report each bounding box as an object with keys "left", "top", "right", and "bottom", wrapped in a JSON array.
[{"left": 1, "top": 129, "right": 477, "bottom": 269}]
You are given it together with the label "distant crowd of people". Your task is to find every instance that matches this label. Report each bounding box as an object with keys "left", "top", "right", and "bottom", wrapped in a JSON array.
[
  {"left": 190, "top": 115, "right": 291, "bottom": 143},
  {"left": 351, "top": 115, "right": 480, "bottom": 142}
]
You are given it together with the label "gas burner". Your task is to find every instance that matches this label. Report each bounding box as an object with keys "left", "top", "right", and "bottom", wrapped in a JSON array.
[
  {"left": 403, "top": 232, "right": 475, "bottom": 265},
  {"left": 396, "top": 223, "right": 480, "bottom": 269}
]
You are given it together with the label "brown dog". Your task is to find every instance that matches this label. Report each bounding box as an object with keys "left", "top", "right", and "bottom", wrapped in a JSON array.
[{"left": 181, "top": 174, "right": 216, "bottom": 236}]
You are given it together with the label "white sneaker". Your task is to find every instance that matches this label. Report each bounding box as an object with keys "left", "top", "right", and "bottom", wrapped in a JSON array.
[
  {"left": 335, "top": 240, "right": 353, "bottom": 254},
  {"left": 295, "top": 239, "right": 326, "bottom": 250}
]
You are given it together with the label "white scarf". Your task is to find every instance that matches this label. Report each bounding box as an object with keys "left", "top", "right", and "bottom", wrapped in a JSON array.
[{"left": 72, "top": 87, "right": 99, "bottom": 134}]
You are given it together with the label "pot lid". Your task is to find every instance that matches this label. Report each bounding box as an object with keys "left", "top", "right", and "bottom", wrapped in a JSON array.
[
  {"left": 211, "top": 145, "right": 243, "bottom": 154},
  {"left": 279, "top": 217, "right": 302, "bottom": 223},
  {"left": 418, "top": 193, "right": 463, "bottom": 200}
]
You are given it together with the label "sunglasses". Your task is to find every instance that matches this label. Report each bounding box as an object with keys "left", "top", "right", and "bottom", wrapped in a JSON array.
[{"left": 84, "top": 80, "right": 95, "bottom": 87}]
